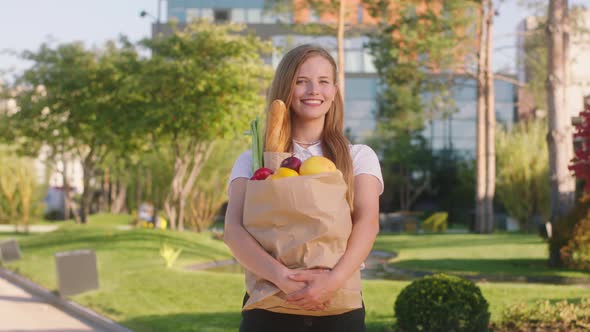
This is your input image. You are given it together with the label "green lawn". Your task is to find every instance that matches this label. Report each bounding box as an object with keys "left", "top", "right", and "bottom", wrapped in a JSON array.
[
  {"left": 2, "top": 222, "right": 590, "bottom": 331},
  {"left": 373, "top": 233, "right": 590, "bottom": 280}
]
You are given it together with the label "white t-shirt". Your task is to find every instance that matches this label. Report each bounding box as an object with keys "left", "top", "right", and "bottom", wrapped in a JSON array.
[{"left": 229, "top": 141, "right": 384, "bottom": 195}]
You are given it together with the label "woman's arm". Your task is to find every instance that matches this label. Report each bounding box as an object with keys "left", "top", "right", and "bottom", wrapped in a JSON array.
[
  {"left": 286, "top": 174, "right": 381, "bottom": 307},
  {"left": 224, "top": 178, "right": 310, "bottom": 297}
]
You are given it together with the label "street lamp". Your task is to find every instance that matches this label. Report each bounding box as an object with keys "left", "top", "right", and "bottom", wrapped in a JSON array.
[
  {"left": 140, "top": 10, "right": 157, "bottom": 22},
  {"left": 140, "top": 0, "right": 165, "bottom": 37},
  {"left": 140, "top": 0, "right": 164, "bottom": 23}
]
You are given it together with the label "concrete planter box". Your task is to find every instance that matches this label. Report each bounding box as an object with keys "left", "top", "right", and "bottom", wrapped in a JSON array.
[
  {"left": 0, "top": 239, "right": 21, "bottom": 262},
  {"left": 55, "top": 249, "right": 99, "bottom": 296}
]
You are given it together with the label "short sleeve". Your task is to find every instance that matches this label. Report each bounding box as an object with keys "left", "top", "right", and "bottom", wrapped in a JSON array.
[
  {"left": 351, "top": 145, "right": 384, "bottom": 195},
  {"left": 228, "top": 150, "right": 252, "bottom": 190}
]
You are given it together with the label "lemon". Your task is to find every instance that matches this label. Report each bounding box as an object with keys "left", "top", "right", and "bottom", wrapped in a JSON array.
[{"left": 268, "top": 167, "right": 299, "bottom": 179}]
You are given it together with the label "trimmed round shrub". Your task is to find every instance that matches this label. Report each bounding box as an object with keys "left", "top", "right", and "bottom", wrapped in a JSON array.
[{"left": 394, "top": 273, "right": 490, "bottom": 332}]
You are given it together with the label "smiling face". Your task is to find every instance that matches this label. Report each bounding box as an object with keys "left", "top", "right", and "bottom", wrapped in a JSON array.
[{"left": 290, "top": 55, "right": 338, "bottom": 122}]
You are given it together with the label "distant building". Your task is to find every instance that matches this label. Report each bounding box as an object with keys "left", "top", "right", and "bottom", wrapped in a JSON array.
[
  {"left": 424, "top": 77, "right": 517, "bottom": 156},
  {"left": 0, "top": 85, "right": 83, "bottom": 192},
  {"left": 517, "top": 8, "right": 590, "bottom": 118},
  {"left": 156, "top": 0, "right": 518, "bottom": 156}
]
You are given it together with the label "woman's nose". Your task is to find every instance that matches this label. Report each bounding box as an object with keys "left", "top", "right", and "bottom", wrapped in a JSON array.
[{"left": 307, "top": 82, "right": 320, "bottom": 95}]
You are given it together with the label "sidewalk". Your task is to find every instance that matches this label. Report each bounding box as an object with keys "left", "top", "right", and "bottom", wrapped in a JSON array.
[
  {"left": 0, "top": 267, "right": 133, "bottom": 332},
  {"left": 0, "top": 276, "right": 108, "bottom": 332},
  {"left": 0, "top": 225, "right": 59, "bottom": 233}
]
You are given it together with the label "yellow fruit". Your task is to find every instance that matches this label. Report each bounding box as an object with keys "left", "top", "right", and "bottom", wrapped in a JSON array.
[
  {"left": 268, "top": 167, "right": 299, "bottom": 179},
  {"left": 299, "top": 156, "right": 338, "bottom": 175}
]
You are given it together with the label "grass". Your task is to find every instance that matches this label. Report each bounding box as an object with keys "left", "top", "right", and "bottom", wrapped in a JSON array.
[
  {"left": 373, "top": 233, "right": 590, "bottom": 280},
  {"left": 2, "top": 221, "right": 590, "bottom": 331}
]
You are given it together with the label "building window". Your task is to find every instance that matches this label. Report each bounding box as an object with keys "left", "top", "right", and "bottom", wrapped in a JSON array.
[
  {"left": 345, "top": 50, "right": 363, "bottom": 73},
  {"left": 262, "top": 12, "right": 276, "bottom": 24},
  {"left": 363, "top": 51, "right": 377, "bottom": 73},
  {"left": 357, "top": 4, "right": 364, "bottom": 24},
  {"left": 309, "top": 9, "right": 320, "bottom": 23},
  {"left": 247, "top": 9, "right": 261, "bottom": 23},
  {"left": 201, "top": 9, "right": 214, "bottom": 22},
  {"left": 232, "top": 8, "right": 246, "bottom": 23},
  {"left": 214, "top": 9, "right": 230, "bottom": 23},
  {"left": 186, "top": 8, "right": 200, "bottom": 22}
]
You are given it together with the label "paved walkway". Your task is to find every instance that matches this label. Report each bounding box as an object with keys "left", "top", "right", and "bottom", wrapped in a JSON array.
[
  {"left": 0, "top": 276, "right": 107, "bottom": 332},
  {"left": 0, "top": 225, "right": 59, "bottom": 233}
]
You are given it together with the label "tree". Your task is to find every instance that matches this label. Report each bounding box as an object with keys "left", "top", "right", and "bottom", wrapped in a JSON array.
[
  {"left": 5, "top": 39, "right": 146, "bottom": 223},
  {"left": 496, "top": 120, "right": 550, "bottom": 230},
  {"left": 364, "top": 0, "right": 476, "bottom": 211},
  {"left": 0, "top": 145, "right": 42, "bottom": 232},
  {"left": 369, "top": 133, "right": 434, "bottom": 211},
  {"left": 475, "top": 0, "right": 496, "bottom": 234},
  {"left": 546, "top": 0, "right": 576, "bottom": 265},
  {"left": 139, "top": 22, "right": 272, "bottom": 231},
  {"left": 186, "top": 137, "right": 248, "bottom": 232},
  {"left": 517, "top": 2, "right": 587, "bottom": 119},
  {"left": 266, "top": 0, "right": 349, "bottom": 98}
]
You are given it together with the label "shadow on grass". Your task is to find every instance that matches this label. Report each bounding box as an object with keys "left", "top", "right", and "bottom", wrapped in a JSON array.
[
  {"left": 390, "top": 258, "right": 590, "bottom": 283},
  {"left": 0, "top": 232, "right": 34, "bottom": 237},
  {"left": 366, "top": 314, "right": 395, "bottom": 332},
  {"left": 122, "top": 311, "right": 241, "bottom": 332},
  {"left": 535, "top": 297, "right": 586, "bottom": 305},
  {"left": 375, "top": 233, "right": 542, "bottom": 251},
  {"left": 20, "top": 230, "right": 229, "bottom": 260}
]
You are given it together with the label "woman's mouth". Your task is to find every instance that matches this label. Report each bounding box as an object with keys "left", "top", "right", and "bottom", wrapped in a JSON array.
[{"left": 301, "top": 99, "right": 323, "bottom": 106}]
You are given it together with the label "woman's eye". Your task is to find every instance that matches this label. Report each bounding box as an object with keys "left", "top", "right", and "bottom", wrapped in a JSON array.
[
  {"left": 296, "top": 80, "right": 305, "bottom": 84},
  {"left": 320, "top": 80, "right": 330, "bottom": 84}
]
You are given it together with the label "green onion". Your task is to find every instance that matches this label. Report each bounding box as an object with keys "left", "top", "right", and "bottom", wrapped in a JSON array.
[{"left": 250, "top": 116, "right": 264, "bottom": 173}]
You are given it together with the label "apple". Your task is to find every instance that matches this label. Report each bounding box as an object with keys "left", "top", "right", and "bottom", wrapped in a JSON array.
[
  {"left": 250, "top": 167, "right": 274, "bottom": 180},
  {"left": 280, "top": 156, "right": 302, "bottom": 173}
]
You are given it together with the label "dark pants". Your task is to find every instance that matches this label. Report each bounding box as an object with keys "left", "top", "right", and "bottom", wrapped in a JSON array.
[{"left": 239, "top": 294, "right": 366, "bottom": 332}]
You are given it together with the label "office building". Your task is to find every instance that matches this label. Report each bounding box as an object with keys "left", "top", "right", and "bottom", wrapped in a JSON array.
[{"left": 157, "top": 0, "right": 518, "bottom": 155}]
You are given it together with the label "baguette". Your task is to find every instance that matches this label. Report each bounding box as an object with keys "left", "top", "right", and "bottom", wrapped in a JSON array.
[{"left": 265, "top": 99, "right": 287, "bottom": 152}]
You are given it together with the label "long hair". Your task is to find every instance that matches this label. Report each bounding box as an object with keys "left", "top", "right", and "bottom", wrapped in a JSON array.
[{"left": 265, "top": 44, "right": 354, "bottom": 210}]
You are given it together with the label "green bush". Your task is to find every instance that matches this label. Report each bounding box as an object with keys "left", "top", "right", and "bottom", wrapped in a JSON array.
[
  {"left": 550, "top": 194, "right": 590, "bottom": 267},
  {"left": 394, "top": 273, "right": 490, "bottom": 332},
  {"left": 492, "top": 298, "right": 590, "bottom": 331},
  {"left": 422, "top": 212, "right": 448, "bottom": 233},
  {"left": 560, "top": 216, "right": 590, "bottom": 271},
  {"left": 495, "top": 120, "right": 550, "bottom": 230}
]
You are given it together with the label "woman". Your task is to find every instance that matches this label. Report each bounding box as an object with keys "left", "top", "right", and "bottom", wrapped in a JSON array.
[{"left": 224, "top": 44, "right": 383, "bottom": 332}]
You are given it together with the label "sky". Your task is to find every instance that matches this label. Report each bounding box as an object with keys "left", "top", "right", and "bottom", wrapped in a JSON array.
[{"left": 0, "top": 0, "right": 586, "bottom": 82}]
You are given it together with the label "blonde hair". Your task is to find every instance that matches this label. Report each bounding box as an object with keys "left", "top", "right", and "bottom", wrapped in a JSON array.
[{"left": 265, "top": 44, "right": 354, "bottom": 210}]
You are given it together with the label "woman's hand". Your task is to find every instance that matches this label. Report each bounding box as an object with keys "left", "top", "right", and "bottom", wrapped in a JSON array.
[
  {"left": 285, "top": 269, "right": 342, "bottom": 311},
  {"left": 274, "top": 269, "right": 307, "bottom": 295}
]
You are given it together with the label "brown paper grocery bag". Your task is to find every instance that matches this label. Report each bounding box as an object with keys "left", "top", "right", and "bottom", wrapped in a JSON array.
[{"left": 242, "top": 153, "right": 362, "bottom": 316}]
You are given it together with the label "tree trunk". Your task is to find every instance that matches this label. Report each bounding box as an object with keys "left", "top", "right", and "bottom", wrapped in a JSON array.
[
  {"left": 62, "top": 157, "right": 71, "bottom": 221},
  {"left": 547, "top": 0, "right": 575, "bottom": 266},
  {"left": 337, "top": 0, "right": 345, "bottom": 100},
  {"left": 484, "top": 0, "right": 496, "bottom": 233},
  {"left": 165, "top": 141, "right": 215, "bottom": 231},
  {"left": 80, "top": 168, "right": 92, "bottom": 224},
  {"left": 111, "top": 180, "right": 127, "bottom": 214},
  {"left": 99, "top": 168, "right": 109, "bottom": 212},
  {"left": 79, "top": 147, "right": 99, "bottom": 224},
  {"left": 475, "top": 0, "right": 487, "bottom": 233}
]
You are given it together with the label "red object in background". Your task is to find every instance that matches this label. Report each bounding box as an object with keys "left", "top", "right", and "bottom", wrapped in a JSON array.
[
  {"left": 569, "top": 102, "right": 590, "bottom": 192},
  {"left": 250, "top": 167, "right": 274, "bottom": 180},
  {"left": 280, "top": 156, "right": 302, "bottom": 173}
]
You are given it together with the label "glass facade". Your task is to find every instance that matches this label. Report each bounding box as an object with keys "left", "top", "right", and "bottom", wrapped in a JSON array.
[
  {"left": 422, "top": 78, "right": 517, "bottom": 157},
  {"left": 168, "top": 0, "right": 288, "bottom": 24}
]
